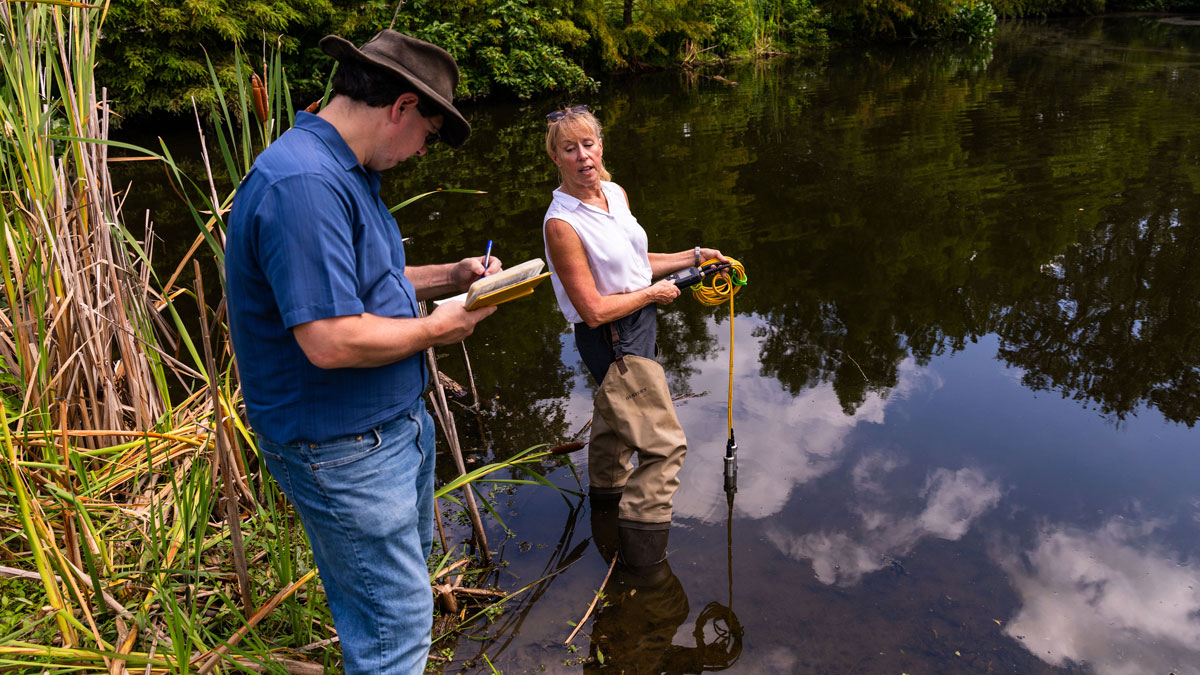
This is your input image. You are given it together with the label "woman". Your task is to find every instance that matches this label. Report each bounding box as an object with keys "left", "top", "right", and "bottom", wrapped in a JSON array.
[{"left": 542, "top": 105, "right": 725, "bottom": 567}]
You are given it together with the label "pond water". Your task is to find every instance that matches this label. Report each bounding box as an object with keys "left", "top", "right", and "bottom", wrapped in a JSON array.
[{"left": 116, "top": 13, "right": 1200, "bottom": 674}]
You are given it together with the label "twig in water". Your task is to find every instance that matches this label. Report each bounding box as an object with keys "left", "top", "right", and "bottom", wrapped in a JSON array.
[
  {"left": 843, "top": 352, "right": 870, "bottom": 382},
  {"left": 565, "top": 555, "right": 617, "bottom": 645},
  {"left": 461, "top": 341, "right": 481, "bottom": 409},
  {"left": 571, "top": 418, "right": 593, "bottom": 441}
]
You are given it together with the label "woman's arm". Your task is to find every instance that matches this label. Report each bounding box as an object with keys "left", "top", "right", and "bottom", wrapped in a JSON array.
[
  {"left": 545, "top": 218, "right": 680, "bottom": 329},
  {"left": 647, "top": 248, "right": 726, "bottom": 277}
]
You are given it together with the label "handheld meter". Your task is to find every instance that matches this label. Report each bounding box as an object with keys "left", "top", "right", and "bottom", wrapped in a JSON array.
[{"left": 663, "top": 261, "right": 734, "bottom": 289}]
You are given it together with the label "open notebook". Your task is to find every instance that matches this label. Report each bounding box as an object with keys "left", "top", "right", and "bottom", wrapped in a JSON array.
[{"left": 435, "top": 258, "right": 551, "bottom": 310}]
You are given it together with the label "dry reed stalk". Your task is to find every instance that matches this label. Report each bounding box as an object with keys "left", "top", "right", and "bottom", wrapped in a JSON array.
[
  {"left": 194, "top": 260, "right": 253, "bottom": 612},
  {"left": 419, "top": 301, "right": 492, "bottom": 565},
  {"left": 196, "top": 569, "right": 318, "bottom": 675},
  {"left": 427, "top": 386, "right": 493, "bottom": 566},
  {"left": 2, "top": 5, "right": 165, "bottom": 449}
]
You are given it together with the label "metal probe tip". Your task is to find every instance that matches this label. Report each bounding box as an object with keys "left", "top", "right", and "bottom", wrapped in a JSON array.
[{"left": 724, "top": 435, "right": 738, "bottom": 493}]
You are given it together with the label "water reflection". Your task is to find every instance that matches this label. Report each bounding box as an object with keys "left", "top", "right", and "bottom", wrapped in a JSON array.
[
  {"left": 671, "top": 315, "right": 944, "bottom": 523},
  {"left": 586, "top": 560, "right": 743, "bottom": 674},
  {"left": 587, "top": 497, "right": 743, "bottom": 673},
  {"left": 767, "top": 466, "right": 1002, "bottom": 585},
  {"left": 999, "top": 212, "right": 1200, "bottom": 427},
  {"left": 996, "top": 516, "right": 1200, "bottom": 674}
]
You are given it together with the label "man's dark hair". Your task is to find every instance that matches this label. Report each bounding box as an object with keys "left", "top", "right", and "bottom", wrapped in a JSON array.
[{"left": 331, "top": 60, "right": 438, "bottom": 116}]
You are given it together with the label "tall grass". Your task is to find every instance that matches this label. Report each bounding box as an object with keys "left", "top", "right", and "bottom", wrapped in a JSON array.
[{"left": 1, "top": 2, "right": 574, "bottom": 672}]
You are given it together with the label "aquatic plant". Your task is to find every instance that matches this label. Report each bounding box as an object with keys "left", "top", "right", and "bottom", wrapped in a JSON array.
[{"left": 0, "top": 2, "right": 574, "bottom": 670}]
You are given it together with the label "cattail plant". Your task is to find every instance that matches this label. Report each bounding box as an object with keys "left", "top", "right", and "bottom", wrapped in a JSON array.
[{"left": 0, "top": 4, "right": 576, "bottom": 671}]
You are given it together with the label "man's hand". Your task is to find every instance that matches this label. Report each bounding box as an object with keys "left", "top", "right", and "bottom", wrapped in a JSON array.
[
  {"left": 428, "top": 300, "right": 498, "bottom": 344},
  {"left": 450, "top": 255, "right": 504, "bottom": 291}
]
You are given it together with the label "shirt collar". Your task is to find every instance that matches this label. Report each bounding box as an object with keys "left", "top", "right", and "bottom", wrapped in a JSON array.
[
  {"left": 552, "top": 183, "right": 613, "bottom": 213},
  {"left": 294, "top": 111, "right": 373, "bottom": 176}
]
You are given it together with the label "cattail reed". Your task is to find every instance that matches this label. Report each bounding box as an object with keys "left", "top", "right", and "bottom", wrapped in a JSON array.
[{"left": 250, "top": 72, "right": 269, "bottom": 125}]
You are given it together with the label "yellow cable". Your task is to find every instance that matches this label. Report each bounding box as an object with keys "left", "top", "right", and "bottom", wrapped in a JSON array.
[
  {"left": 691, "top": 258, "right": 747, "bottom": 436},
  {"left": 691, "top": 257, "right": 746, "bottom": 307},
  {"left": 728, "top": 290, "right": 733, "bottom": 433}
]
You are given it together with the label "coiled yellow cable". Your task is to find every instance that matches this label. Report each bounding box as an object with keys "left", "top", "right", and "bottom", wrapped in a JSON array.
[
  {"left": 690, "top": 258, "right": 748, "bottom": 434},
  {"left": 690, "top": 257, "right": 748, "bottom": 307}
]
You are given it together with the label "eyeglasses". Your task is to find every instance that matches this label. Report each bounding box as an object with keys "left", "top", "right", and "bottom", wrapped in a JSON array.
[
  {"left": 546, "top": 105, "right": 588, "bottom": 123},
  {"left": 425, "top": 132, "right": 440, "bottom": 146}
]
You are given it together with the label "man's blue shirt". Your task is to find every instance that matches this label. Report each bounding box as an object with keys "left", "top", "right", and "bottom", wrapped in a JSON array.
[{"left": 225, "top": 112, "right": 427, "bottom": 444}]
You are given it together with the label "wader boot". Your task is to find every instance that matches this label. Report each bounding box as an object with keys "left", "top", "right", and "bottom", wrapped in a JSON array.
[
  {"left": 618, "top": 524, "right": 671, "bottom": 570},
  {"left": 586, "top": 411, "right": 634, "bottom": 500}
]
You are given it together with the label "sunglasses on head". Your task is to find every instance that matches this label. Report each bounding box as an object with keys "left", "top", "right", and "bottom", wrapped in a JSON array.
[{"left": 546, "top": 104, "right": 589, "bottom": 123}]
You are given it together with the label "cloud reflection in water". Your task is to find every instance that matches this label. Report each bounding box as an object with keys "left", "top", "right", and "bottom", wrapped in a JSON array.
[
  {"left": 768, "top": 465, "right": 1002, "bottom": 585},
  {"left": 995, "top": 517, "right": 1200, "bottom": 674},
  {"left": 669, "top": 315, "right": 943, "bottom": 523}
]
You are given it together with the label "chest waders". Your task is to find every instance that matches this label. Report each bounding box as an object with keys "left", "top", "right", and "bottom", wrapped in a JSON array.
[
  {"left": 588, "top": 321, "right": 689, "bottom": 533},
  {"left": 589, "top": 258, "right": 747, "bottom": 568}
]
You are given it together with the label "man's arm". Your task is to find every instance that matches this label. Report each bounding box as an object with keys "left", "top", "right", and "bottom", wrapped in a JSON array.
[
  {"left": 407, "top": 256, "right": 503, "bottom": 300},
  {"left": 293, "top": 301, "right": 497, "bottom": 369}
]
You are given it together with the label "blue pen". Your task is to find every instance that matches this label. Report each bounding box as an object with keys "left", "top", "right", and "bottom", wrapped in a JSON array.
[{"left": 481, "top": 240, "right": 493, "bottom": 278}]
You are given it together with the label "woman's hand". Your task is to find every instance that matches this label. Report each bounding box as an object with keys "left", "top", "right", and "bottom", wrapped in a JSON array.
[
  {"left": 698, "top": 248, "right": 731, "bottom": 280},
  {"left": 646, "top": 278, "right": 681, "bottom": 305}
]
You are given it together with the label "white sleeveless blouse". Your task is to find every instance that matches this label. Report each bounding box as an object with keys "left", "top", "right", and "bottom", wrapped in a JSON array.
[{"left": 543, "top": 181, "right": 653, "bottom": 325}]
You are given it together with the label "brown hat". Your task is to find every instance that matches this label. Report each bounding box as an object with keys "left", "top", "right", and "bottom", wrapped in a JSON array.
[{"left": 320, "top": 30, "right": 471, "bottom": 148}]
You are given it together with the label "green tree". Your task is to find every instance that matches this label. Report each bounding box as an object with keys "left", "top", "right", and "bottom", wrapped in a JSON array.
[{"left": 97, "top": 0, "right": 334, "bottom": 115}]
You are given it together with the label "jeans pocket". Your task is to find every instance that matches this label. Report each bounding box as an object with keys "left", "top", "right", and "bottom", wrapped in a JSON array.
[
  {"left": 309, "top": 428, "right": 384, "bottom": 470},
  {"left": 256, "top": 439, "right": 294, "bottom": 498}
]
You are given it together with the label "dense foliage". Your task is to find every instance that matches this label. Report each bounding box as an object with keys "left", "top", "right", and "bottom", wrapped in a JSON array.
[
  {"left": 96, "top": 0, "right": 822, "bottom": 117},
  {"left": 96, "top": 0, "right": 1195, "bottom": 118}
]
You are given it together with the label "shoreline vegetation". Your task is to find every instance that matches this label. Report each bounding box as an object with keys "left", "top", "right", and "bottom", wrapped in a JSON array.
[
  {"left": 1, "top": 2, "right": 578, "bottom": 671},
  {"left": 94, "top": 0, "right": 1198, "bottom": 121},
  {"left": 1, "top": 1, "right": 1196, "bottom": 673}
]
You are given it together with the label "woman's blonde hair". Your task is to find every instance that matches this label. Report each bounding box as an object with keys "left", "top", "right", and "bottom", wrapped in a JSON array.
[{"left": 545, "top": 106, "right": 612, "bottom": 182}]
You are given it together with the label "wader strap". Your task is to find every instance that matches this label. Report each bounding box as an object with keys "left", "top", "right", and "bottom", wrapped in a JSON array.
[{"left": 609, "top": 323, "right": 629, "bottom": 375}]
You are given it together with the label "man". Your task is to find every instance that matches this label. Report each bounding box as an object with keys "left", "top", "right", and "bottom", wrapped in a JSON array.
[{"left": 225, "top": 30, "right": 499, "bottom": 673}]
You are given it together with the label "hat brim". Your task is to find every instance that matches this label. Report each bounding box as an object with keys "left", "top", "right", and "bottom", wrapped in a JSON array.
[{"left": 320, "top": 35, "right": 471, "bottom": 148}]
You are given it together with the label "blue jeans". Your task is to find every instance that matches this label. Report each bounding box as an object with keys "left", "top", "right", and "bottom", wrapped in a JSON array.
[{"left": 258, "top": 401, "right": 436, "bottom": 674}]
